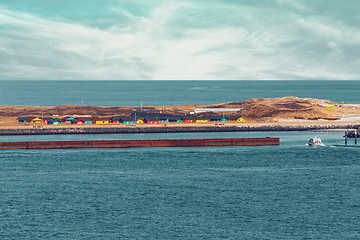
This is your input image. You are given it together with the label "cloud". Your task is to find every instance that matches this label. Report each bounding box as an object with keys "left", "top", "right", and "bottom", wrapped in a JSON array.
[{"left": 0, "top": 1, "right": 360, "bottom": 80}]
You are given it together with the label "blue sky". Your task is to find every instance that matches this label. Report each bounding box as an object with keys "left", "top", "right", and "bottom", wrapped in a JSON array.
[{"left": 1, "top": 0, "right": 359, "bottom": 80}]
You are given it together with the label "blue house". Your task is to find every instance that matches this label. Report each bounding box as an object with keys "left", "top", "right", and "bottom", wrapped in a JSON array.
[{"left": 64, "top": 117, "right": 75, "bottom": 123}]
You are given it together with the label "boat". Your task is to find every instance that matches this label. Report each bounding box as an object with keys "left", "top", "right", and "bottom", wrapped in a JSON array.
[{"left": 308, "top": 137, "right": 323, "bottom": 146}]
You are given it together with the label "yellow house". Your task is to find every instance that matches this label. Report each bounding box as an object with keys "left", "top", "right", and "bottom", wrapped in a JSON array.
[
  {"left": 136, "top": 118, "right": 145, "bottom": 124},
  {"left": 92, "top": 118, "right": 111, "bottom": 124},
  {"left": 238, "top": 117, "right": 247, "bottom": 122},
  {"left": 195, "top": 117, "right": 210, "bottom": 123},
  {"left": 229, "top": 116, "right": 247, "bottom": 123},
  {"left": 31, "top": 117, "right": 42, "bottom": 124}
]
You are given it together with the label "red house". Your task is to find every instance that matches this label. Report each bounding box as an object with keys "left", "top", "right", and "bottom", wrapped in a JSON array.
[
  {"left": 71, "top": 119, "right": 85, "bottom": 124},
  {"left": 41, "top": 117, "right": 53, "bottom": 123},
  {"left": 182, "top": 116, "right": 194, "bottom": 123},
  {"left": 145, "top": 117, "right": 161, "bottom": 124},
  {"left": 78, "top": 117, "right": 93, "bottom": 124},
  {"left": 110, "top": 117, "right": 122, "bottom": 124}
]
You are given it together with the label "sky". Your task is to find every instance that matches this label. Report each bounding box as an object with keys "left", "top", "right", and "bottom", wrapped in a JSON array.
[{"left": 0, "top": 0, "right": 359, "bottom": 80}]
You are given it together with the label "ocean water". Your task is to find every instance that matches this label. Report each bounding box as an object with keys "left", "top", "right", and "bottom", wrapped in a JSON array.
[
  {"left": 0, "top": 132, "right": 360, "bottom": 239},
  {"left": 1, "top": 80, "right": 360, "bottom": 106},
  {"left": 1, "top": 132, "right": 360, "bottom": 239},
  {"left": 1, "top": 81, "right": 360, "bottom": 239}
]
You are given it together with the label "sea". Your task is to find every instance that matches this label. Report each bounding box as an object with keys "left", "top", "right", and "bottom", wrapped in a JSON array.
[{"left": 1, "top": 80, "right": 360, "bottom": 239}]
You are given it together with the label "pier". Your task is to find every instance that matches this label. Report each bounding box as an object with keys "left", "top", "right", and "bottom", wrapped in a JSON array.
[
  {"left": 344, "top": 129, "right": 359, "bottom": 145},
  {"left": 0, "top": 137, "right": 279, "bottom": 150}
]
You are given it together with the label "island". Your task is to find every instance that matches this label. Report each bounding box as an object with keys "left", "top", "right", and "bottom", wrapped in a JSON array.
[{"left": 0, "top": 97, "right": 359, "bottom": 135}]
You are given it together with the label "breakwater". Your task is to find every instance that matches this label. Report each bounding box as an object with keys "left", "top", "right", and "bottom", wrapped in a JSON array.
[
  {"left": 0, "top": 124, "right": 359, "bottom": 135},
  {"left": 0, "top": 138, "right": 279, "bottom": 149}
]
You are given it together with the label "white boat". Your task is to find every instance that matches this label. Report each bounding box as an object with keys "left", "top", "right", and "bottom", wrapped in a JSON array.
[{"left": 308, "top": 137, "right": 323, "bottom": 146}]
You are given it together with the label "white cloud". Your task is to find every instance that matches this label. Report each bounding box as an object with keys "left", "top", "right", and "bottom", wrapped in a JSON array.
[{"left": 0, "top": 2, "right": 360, "bottom": 80}]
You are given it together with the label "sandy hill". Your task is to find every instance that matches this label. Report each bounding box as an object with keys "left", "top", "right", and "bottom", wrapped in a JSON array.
[{"left": 207, "top": 97, "right": 355, "bottom": 121}]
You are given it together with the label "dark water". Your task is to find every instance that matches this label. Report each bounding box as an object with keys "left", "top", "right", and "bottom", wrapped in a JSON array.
[
  {"left": 1, "top": 80, "right": 360, "bottom": 239},
  {"left": 1, "top": 80, "right": 360, "bottom": 106},
  {"left": 1, "top": 132, "right": 360, "bottom": 239}
]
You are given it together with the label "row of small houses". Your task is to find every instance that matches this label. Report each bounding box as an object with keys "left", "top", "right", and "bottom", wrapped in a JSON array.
[{"left": 17, "top": 112, "right": 247, "bottom": 125}]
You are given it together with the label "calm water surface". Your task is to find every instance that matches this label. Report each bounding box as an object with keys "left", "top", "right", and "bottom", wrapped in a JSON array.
[
  {"left": 1, "top": 80, "right": 360, "bottom": 106},
  {"left": 1, "top": 81, "right": 360, "bottom": 239},
  {"left": 1, "top": 132, "right": 360, "bottom": 239}
]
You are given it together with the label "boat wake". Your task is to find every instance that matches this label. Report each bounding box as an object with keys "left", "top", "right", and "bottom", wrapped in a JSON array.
[
  {"left": 308, "top": 137, "right": 324, "bottom": 146},
  {"left": 305, "top": 143, "right": 325, "bottom": 147}
]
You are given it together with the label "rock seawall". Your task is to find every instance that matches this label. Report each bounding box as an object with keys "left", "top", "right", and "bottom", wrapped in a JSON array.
[{"left": 0, "top": 124, "right": 358, "bottom": 135}]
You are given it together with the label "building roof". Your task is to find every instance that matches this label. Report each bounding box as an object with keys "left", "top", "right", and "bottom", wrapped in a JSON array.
[
  {"left": 78, "top": 117, "right": 93, "bottom": 121},
  {"left": 41, "top": 117, "right": 54, "bottom": 121},
  {"left": 130, "top": 112, "right": 166, "bottom": 118},
  {"left": 194, "top": 108, "right": 242, "bottom": 113},
  {"left": 93, "top": 118, "right": 112, "bottom": 121},
  {"left": 168, "top": 116, "right": 182, "bottom": 121},
  {"left": 181, "top": 115, "right": 194, "bottom": 120},
  {"left": 25, "top": 117, "right": 36, "bottom": 121},
  {"left": 48, "top": 119, "right": 61, "bottom": 123},
  {"left": 145, "top": 116, "right": 161, "bottom": 122},
  {"left": 228, "top": 116, "right": 246, "bottom": 119},
  {"left": 110, "top": 117, "right": 122, "bottom": 121},
  {"left": 17, "top": 117, "right": 29, "bottom": 121},
  {"left": 208, "top": 116, "right": 229, "bottom": 120},
  {"left": 194, "top": 116, "right": 210, "bottom": 120},
  {"left": 122, "top": 116, "right": 136, "bottom": 122}
]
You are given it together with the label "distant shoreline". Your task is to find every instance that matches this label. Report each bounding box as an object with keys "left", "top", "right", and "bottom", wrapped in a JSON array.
[
  {"left": 1, "top": 96, "right": 360, "bottom": 136},
  {"left": 0, "top": 124, "right": 358, "bottom": 136}
]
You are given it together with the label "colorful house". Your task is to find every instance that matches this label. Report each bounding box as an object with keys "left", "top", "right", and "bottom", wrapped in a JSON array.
[
  {"left": 130, "top": 112, "right": 165, "bottom": 123},
  {"left": 159, "top": 114, "right": 171, "bottom": 122},
  {"left": 136, "top": 118, "right": 145, "bottom": 124},
  {"left": 110, "top": 117, "right": 122, "bottom": 124},
  {"left": 182, "top": 116, "right": 194, "bottom": 123},
  {"left": 64, "top": 117, "right": 75, "bottom": 123},
  {"left": 31, "top": 117, "right": 43, "bottom": 124},
  {"left": 41, "top": 117, "right": 53, "bottom": 123},
  {"left": 25, "top": 117, "right": 36, "bottom": 123},
  {"left": 48, "top": 119, "right": 61, "bottom": 125},
  {"left": 71, "top": 119, "right": 86, "bottom": 124},
  {"left": 17, "top": 117, "right": 28, "bottom": 123},
  {"left": 228, "top": 116, "right": 247, "bottom": 123},
  {"left": 168, "top": 116, "right": 183, "bottom": 123},
  {"left": 121, "top": 117, "right": 135, "bottom": 124},
  {"left": 78, "top": 117, "right": 93, "bottom": 124},
  {"left": 145, "top": 117, "right": 160, "bottom": 124},
  {"left": 208, "top": 116, "right": 229, "bottom": 122},
  {"left": 194, "top": 117, "right": 210, "bottom": 123},
  {"left": 92, "top": 118, "right": 111, "bottom": 124}
]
